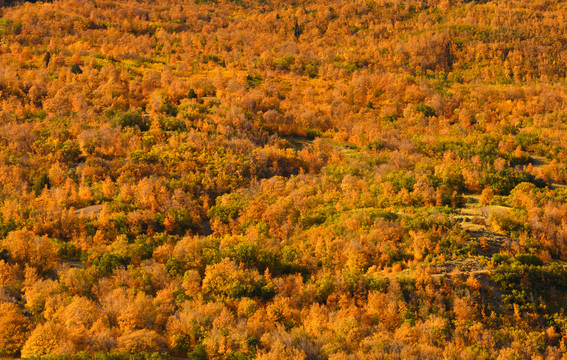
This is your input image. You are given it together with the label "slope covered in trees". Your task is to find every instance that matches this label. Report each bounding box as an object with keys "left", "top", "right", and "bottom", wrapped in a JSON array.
[{"left": 1, "top": 0, "right": 567, "bottom": 358}]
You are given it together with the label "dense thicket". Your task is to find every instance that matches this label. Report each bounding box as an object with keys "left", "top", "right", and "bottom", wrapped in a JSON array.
[{"left": 1, "top": 0, "right": 567, "bottom": 358}]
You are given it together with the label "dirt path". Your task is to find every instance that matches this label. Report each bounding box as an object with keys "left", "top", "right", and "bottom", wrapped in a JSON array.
[
  {"left": 74, "top": 204, "right": 104, "bottom": 217},
  {"left": 430, "top": 263, "right": 567, "bottom": 278},
  {"left": 431, "top": 268, "right": 491, "bottom": 278},
  {"left": 529, "top": 154, "right": 567, "bottom": 189},
  {"left": 384, "top": 159, "right": 567, "bottom": 281}
]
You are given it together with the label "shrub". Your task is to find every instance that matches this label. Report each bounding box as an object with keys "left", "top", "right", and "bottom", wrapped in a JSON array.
[
  {"left": 480, "top": 169, "right": 546, "bottom": 195},
  {"left": 32, "top": 172, "right": 50, "bottom": 195},
  {"left": 114, "top": 110, "right": 149, "bottom": 131},
  {"left": 70, "top": 63, "right": 83, "bottom": 74},
  {"left": 515, "top": 253, "right": 543, "bottom": 266},
  {"left": 413, "top": 104, "right": 437, "bottom": 117},
  {"left": 273, "top": 55, "right": 295, "bottom": 71}
]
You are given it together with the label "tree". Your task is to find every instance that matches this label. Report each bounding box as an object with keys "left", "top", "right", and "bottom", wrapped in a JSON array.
[
  {"left": 0, "top": 302, "right": 31, "bottom": 356},
  {"left": 116, "top": 329, "right": 167, "bottom": 353},
  {"left": 21, "top": 322, "right": 72, "bottom": 358},
  {"left": 202, "top": 258, "right": 267, "bottom": 301},
  {"left": 3, "top": 229, "right": 57, "bottom": 273},
  {"left": 479, "top": 187, "right": 494, "bottom": 206}
]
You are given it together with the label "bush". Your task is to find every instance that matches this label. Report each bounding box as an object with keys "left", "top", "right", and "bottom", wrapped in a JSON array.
[
  {"left": 492, "top": 253, "right": 512, "bottom": 265},
  {"left": 159, "top": 97, "right": 178, "bottom": 117},
  {"left": 515, "top": 253, "right": 543, "bottom": 266},
  {"left": 0, "top": 18, "right": 22, "bottom": 36},
  {"left": 246, "top": 74, "right": 262, "bottom": 88},
  {"left": 480, "top": 169, "right": 546, "bottom": 195},
  {"left": 32, "top": 172, "right": 50, "bottom": 196},
  {"left": 491, "top": 263, "right": 567, "bottom": 307},
  {"left": 70, "top": 63, "right": 83, "bottom": 74},
  {"left": 413, "top": 104, "right": 437, "bottom": 117},
  {"left": 202, "top": 259, "right": 273, "bottom": 300},
  {"left": 305, "top": 61, "right": 319, "bottom": 78},
  {"left": 93, "top": 253, "right": 130, "bottom": 276},
  {"left": 273, "top": 55, "right": 295, "bottom": 71},
  {"left": 187, "top": 344, "right": 208, "bottom": 360},
  {"left": 114, "top": 110, "right": 149, "bottom": 131},
  {"left": 208, "top": 193, "right": 247, "bottom": 223}
]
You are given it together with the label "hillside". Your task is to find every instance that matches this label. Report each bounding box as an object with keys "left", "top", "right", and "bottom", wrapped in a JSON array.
[{"left": 1, "top": 0, "right": 567, "bottom": 359}]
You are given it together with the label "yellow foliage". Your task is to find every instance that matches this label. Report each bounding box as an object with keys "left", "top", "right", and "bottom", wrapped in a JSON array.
[{"left": 0, "top": 302, "right": 31, "bottom": 356}]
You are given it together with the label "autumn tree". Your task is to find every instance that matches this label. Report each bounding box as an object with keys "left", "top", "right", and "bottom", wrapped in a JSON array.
[{"left": 0, "top": 302, "right": 31, "bottom": 356}]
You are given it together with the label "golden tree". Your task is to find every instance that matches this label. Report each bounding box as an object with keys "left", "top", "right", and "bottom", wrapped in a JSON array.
[{"left": 0, "top": 302, "right": 31, "bottom": 356}]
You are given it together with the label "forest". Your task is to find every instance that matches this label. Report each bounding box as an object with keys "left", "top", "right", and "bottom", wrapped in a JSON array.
[{"left": 1, "top": 0, "right": 567, "bottom": 358}]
